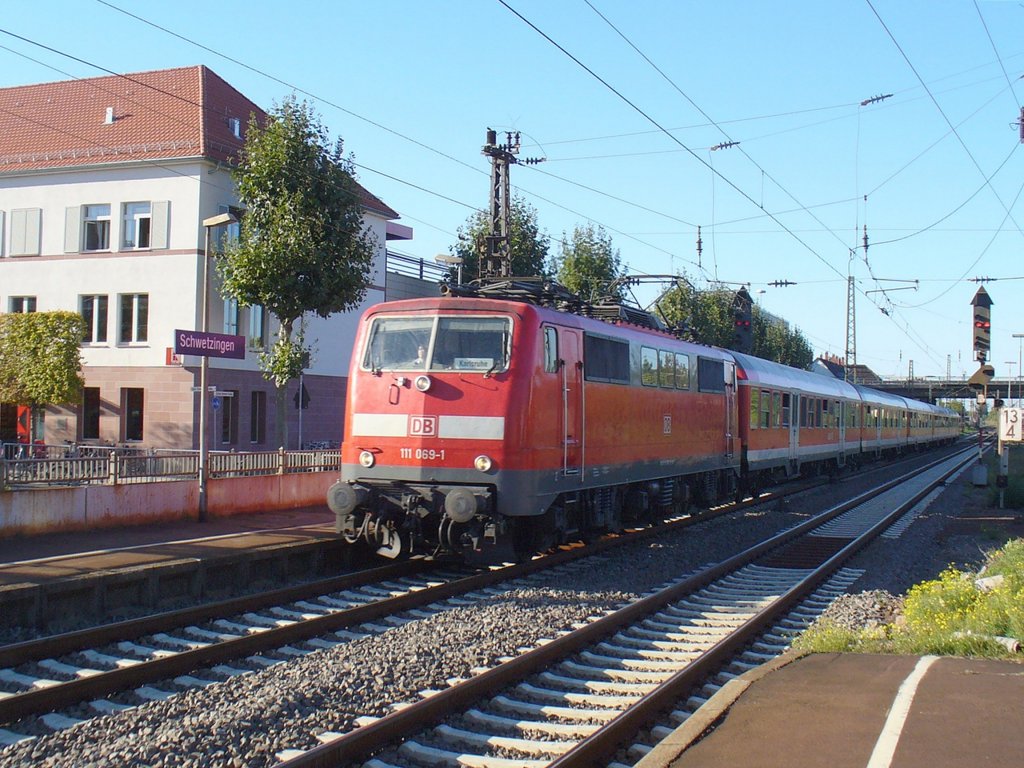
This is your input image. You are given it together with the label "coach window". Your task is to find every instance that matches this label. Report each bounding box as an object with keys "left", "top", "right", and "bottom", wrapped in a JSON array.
[
  {"left": 773, "top": 392, "right": 783, "bottom": 428},
  {"left": 659, "top": 350, "right": 675, "bottom": 388},
  {"left": 781, "top": 393, "right": 791, "bottom": 427},
  {"left": 543, "top": 327, "right": 559, "bottom": 372},
  {"left": 749, "top": 388, "right": 760, "bottom": 429},
  {"left": 760, "top": 389, "right": 771, "bottom": 428},
  {"left": 674, "top": 353, "right": 689, "bottom": 389},
  {"left": 641, "top": 346, "right": 659, "bottom": 386}
]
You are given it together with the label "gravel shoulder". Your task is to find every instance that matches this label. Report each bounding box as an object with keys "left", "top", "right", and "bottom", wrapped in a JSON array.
[{"left": 2, "top": 445, "right": 1019, "bottom": 767}]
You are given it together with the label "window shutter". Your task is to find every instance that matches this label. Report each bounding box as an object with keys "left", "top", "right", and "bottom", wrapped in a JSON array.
[
  {"left": 150, "top": 201, "right": 169, "bottom": 249},
  {"left": 64, "top": 206, "right": 81, "bottom": 253},
  {"left": 11, "top": 208, "right": 41, "bottom": 256}
]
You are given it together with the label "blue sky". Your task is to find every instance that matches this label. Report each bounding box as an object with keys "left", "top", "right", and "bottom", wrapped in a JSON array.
[{"left": 4, "top": 1, "right": 1024, "bottom": 381}]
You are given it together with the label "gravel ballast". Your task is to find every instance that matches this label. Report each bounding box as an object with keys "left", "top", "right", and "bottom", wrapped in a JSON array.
[{"left": 1, "top": 446, "right": 1015, "bottom": 768}]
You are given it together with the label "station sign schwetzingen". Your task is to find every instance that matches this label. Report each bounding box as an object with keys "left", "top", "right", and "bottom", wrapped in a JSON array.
[{"left": 174, "top": 329, "right": 246, "bottom": 360}]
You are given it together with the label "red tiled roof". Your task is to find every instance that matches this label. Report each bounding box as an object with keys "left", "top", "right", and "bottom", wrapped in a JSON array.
[
  {"left": 0, "top": 65, "right": 399, "bottom": 220},
  {"left": 0, "top": 65, "right": 260, "bottom": 171}
]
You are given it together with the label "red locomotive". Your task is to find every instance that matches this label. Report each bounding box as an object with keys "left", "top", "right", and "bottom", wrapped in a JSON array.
[{"left": 328, "top": 285, "right": 959, "bottom": 561}]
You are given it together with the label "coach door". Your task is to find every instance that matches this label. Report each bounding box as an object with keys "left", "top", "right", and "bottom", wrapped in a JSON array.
[
  {"left": 837, "top": 400, "right": 847, "bottom": 467},
  {"left": 724, "top": 361, "right": 736, "bottom": 459},
  {"left": 788, "top": 392, "right": 800, "bottom": 471},
  {"left": 560, "top": 328, "right": 584, "bottom": 476}
]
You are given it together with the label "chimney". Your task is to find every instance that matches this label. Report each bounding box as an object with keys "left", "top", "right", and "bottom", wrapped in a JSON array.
[{"left": 104, "top": 107, "right": 115, "bottom": 125}]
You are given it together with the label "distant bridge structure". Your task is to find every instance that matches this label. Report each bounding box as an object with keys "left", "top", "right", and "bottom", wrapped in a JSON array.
[{"left": 870, "top": 377, "right": 1022, "bottom": 404}]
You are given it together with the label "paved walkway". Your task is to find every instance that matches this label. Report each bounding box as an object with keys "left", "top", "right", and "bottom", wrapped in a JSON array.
[
  {"left": 0, "top": 506, "right": 335, "bottom": 587},
  {"left": 640, "top": 651, "right": 1024, "bottom": 768}
]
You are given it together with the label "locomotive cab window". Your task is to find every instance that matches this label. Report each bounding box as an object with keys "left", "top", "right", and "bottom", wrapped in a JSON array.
[
  {"left": 431, "top": 317, "right": 510, "bottom": 373},
  {"left": 362, "top": 315, "right": 511, "bottom": 373},
  {"left": 543, "top": 327, "right": 559, "bottom": 373}
]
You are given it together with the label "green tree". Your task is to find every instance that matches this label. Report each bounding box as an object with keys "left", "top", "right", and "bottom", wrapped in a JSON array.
[
  {"left": 450, "top": 195, "right": 550, "bottom": 281},
  {"left": 0, "top": 311, "right": 86, "bottom": 442},
  {"left": 554, "top": 223, "right": 625, "bottom": 302},
  {"left": 657, "top": 280, "right": 814, "bottom": 368},
  {"left": 220, "top": 96, "right": 376, "bottom": 447}
]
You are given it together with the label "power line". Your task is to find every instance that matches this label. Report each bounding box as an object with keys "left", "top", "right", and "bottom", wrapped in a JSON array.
[
  {"left": 867, "top": 0, "right": 1024, "bottom": 238},
  {"left": 85, "top": 1, "right": 710, "bottom": 280},
  {"left": 497, "top": 0, "right": 848, "bottom": 284}
]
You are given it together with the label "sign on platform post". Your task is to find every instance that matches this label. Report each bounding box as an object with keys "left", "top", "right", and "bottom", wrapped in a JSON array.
[
  {"left": 999, "top": 408, "right": 1022, "bottom": 442},
  {"left": 174, "top": 329, "right": 246, "bottom": 360}
]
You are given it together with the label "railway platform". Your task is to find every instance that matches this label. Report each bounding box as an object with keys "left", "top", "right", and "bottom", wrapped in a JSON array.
[
  {"left": 0, "top": 506, "right": 340, "bottom": 628},
  {"left": 640, "top": 650, "right": 1024, "bottom": 768}
]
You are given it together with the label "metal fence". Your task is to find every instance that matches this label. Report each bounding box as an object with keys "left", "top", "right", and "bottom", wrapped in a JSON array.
[{"left": 0, "top": 444, "right": 340, "bottom": 488}]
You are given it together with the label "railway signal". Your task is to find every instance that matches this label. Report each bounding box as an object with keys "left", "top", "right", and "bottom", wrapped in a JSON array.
[
  {"left": 732, "top": 287, "right": 753, "bottom": 354},
  {"left": 971, "top": 287, "right": 992, "bottom": 361}
]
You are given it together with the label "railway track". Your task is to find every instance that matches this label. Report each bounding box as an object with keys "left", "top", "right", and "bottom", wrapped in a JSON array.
[
  {"left": 0, "top": 443, "right": 972, "bottom": 757},
  {"left": 272, "top": 446, "right": 975, "bottom": 768},
  {"left": 0, "top": 466, "right": 829, "bottom": 747}
]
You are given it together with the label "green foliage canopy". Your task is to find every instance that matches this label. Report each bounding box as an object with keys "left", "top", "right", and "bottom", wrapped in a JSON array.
[
  {"left": 0, "top": 311, "right": 85, "bottom": 406},
  {"left": 450, "top": 195, "right": 550, "bottom": 281},
  {"left": 220, "top": 95, "right": 376, "bottom": 388},
  {"left": 657, "top": 279, "right": 814, "bottom": 369},
  {"left": 554, "top": 223, "right": 625, "bottom": 302}
]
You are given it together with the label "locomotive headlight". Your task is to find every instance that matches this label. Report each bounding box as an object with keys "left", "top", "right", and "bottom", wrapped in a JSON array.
[
  {"left": 474, "top": 454, "right": 493, "bottom": 472},
  {"left": 358, "top": 450, "right": 376, "bottom": 468},
  {"left": 414, "top": 375, "right": 432, "bottom": 392}
]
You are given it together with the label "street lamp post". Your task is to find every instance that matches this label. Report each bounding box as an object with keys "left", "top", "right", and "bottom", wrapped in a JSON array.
[
  {"left": 1014, "top": 333, "right": 1024, "bottom": 408},
  {"left": 435, "top": 253, "right": 464, "bottom": 284},
  {"left": 198, "top": 212, "right": 238, "bottom": 521},
  {"left": 1005, "top": 362, "right": 1016, "bottom": 405}
]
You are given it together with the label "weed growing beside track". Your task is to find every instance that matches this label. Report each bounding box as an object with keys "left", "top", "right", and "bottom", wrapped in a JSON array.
[{"left": 796, "top": 538, "right": 1024, "bottom": 659}]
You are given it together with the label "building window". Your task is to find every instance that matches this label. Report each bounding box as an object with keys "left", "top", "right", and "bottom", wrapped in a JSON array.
[
  {"left": 83, "top": 205, "right": 111, "bottom": 251},
  {"left": 119, "top": 293, "right": 149, "bottom": 343},
  {"left": 214, "top": 204, "right": 243, "bottom": 252},
  {"left": 224, "top": 298, "right": 239, "bottom": 335},
  {"left": 122, "top": 202, "right": 151, "bottom": 249},
  {"left": 81, "top": 387, "right": 101, "bottom": 440},
  {"left": 8, "top": 296, "right": 36, "bottom": 313},
  {"left": 220, "top": 390, "right": 239, "bottom": 445},
  {"left": 248, "top": 305, "right": 267, "bottom": 349},
  {"left": 80, "top": 295, "right": 108, "bottom": 343},
  {"left": 122, "top": 387, "right": 144, "bottom": 441},
  {"left": 250, "top": 391, "right": 266, "bottom": 444}
]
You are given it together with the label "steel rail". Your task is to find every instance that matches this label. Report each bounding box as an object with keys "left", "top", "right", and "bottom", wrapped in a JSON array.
[
  {"left": 0, "top": 560, "right": 430, "bottom": 669},
  {"left": 0, "top": 443, "right": 966, "bottom": 732},
  {"left": 550, "top": 447, "right": 975, "bottom": 767},
  {"left": 276, "top": 446, "right": 973, "bottom": 768}
]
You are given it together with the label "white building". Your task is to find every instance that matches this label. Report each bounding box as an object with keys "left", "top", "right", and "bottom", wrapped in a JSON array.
[{"left": 0, "top": 65, "right": 403, "bottom": 450}]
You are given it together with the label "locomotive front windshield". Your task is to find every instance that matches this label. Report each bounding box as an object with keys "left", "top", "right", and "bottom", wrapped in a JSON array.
[{"left": 362, "top": 315, "right": 511, "bottom": 373}]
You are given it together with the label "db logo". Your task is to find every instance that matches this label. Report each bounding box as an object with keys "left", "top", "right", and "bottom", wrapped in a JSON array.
[{"left": 409, "top": 416, "right": 437, "bottom": 436}]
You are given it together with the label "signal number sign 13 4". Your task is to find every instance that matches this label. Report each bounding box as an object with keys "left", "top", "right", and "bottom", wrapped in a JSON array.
[{"left": 999, "top": 408, "right": 1023, "bottom": 442}]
